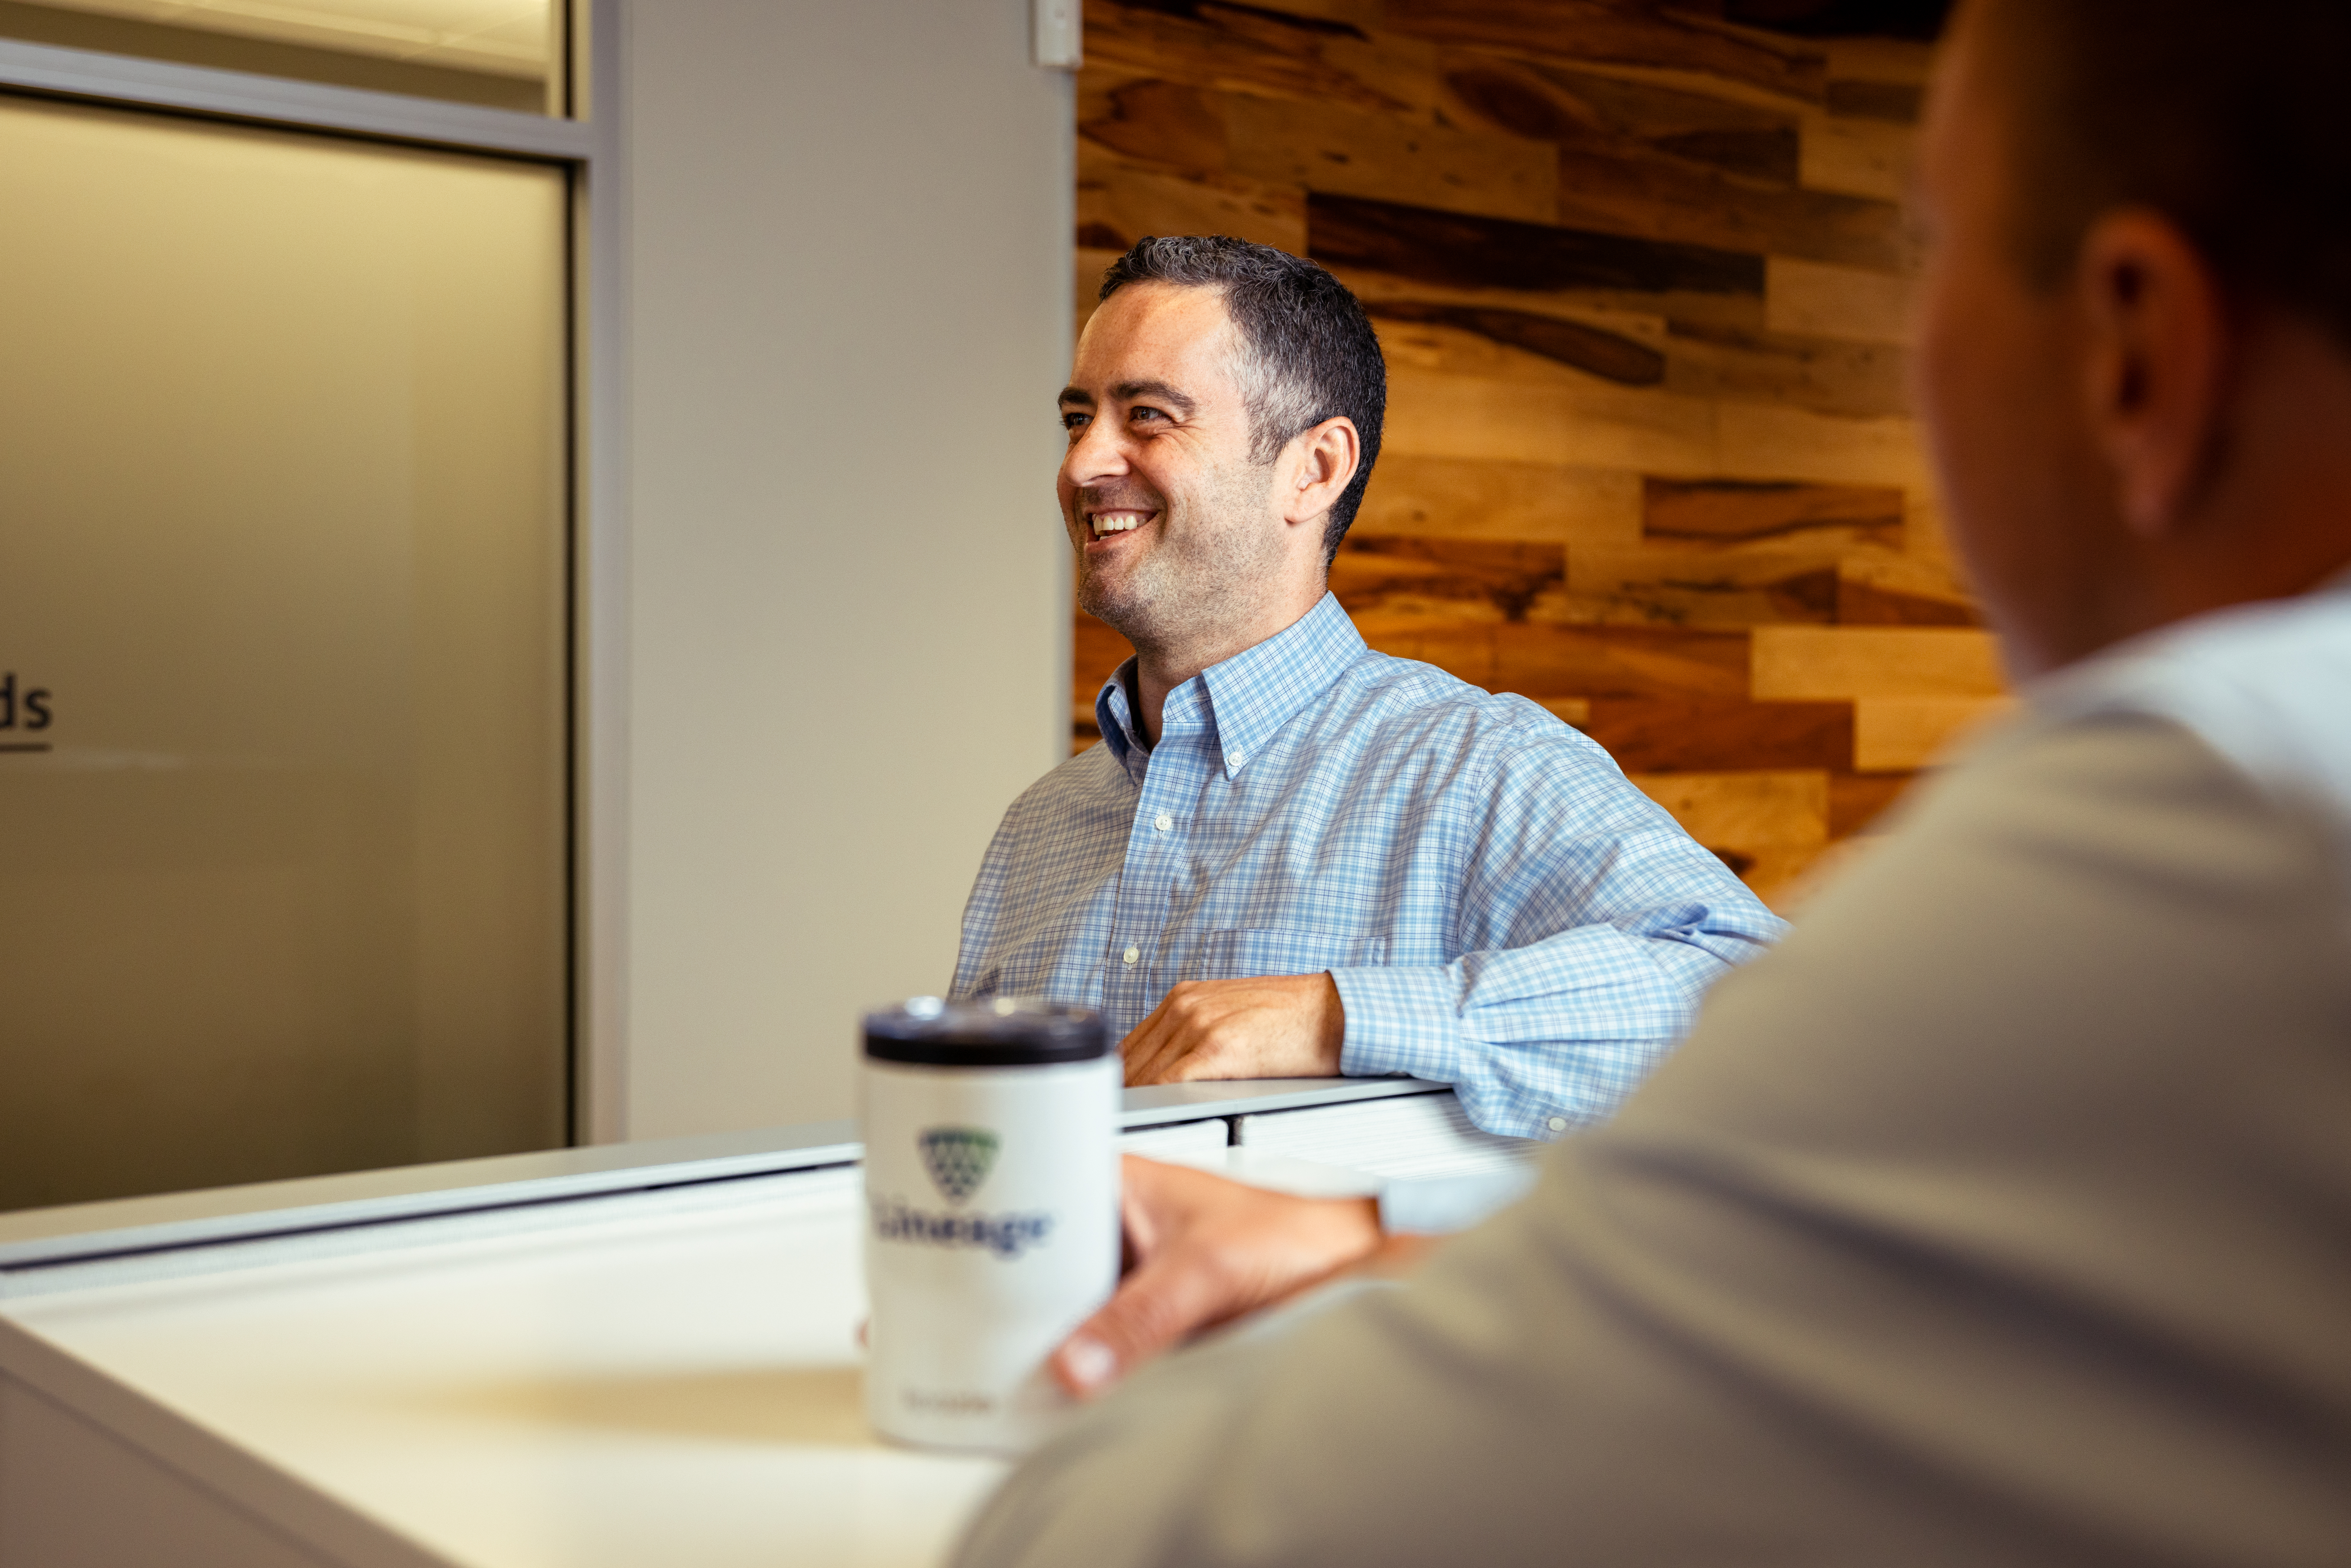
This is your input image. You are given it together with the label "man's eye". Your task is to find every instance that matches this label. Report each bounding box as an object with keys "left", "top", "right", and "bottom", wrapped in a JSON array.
[
  {"left": 1060, "top": 411, "right": 1089, "bottom": 431},
  {"left": 1130, "top": 407, "right": 1166, "bottom": 424}
]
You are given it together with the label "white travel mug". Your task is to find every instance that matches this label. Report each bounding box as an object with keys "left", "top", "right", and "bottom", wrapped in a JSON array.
[{"left": 861, "top": 997, "right": 1119, "bottom": 1453}]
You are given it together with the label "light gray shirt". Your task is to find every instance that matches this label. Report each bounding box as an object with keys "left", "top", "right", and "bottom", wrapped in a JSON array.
[{"left": 954, "top": 577, "right": 2351, "bottom": 1568}]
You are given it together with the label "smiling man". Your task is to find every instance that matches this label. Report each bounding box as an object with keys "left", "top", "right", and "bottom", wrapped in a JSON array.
[
  {"left": 952, "top": 0, "right": 2351, "bottom": 1562},
  {"left": 948, "top": 238, "right": 1784, "bottom": 1138}
]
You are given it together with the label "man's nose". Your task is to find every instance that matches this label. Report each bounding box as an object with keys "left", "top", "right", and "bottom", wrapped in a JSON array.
[{"left": 1062, "top": 414, "right": 1130, "bottom": 487}]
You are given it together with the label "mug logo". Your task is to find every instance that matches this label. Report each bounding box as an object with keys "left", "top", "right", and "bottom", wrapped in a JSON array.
[{"left": 917, "top": 1127, "right": 999, "bottom": 1205}]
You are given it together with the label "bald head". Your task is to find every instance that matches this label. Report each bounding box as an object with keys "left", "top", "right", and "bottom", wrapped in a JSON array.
[
  {"left": 1966, "top": 0, "right": 2351, "bottom": 343},
  {"left": 1912, "top": 1, "right": 2351, "bottom": 679}
]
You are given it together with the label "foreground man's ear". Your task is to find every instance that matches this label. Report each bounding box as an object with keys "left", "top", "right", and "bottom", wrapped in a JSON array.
[{"left": 2075, "top": 208, "right": 2230, "bottom": 540}]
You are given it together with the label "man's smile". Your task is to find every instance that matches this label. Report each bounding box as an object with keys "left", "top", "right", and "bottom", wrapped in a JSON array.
[{"left": 1087, "top": 507, "right": 1158, "bottom": 542}]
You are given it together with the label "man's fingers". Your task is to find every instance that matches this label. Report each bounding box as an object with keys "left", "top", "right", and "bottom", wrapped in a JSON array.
[
  {"left": 1122, "top": 991, "right": 1202, "bottom": 1086},
  {"left": 1051, "top": 1245, "right": 1237, "bottom": 1398}
]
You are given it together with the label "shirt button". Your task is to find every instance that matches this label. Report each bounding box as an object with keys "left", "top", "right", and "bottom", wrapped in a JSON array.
[
  {"left": 1153, "top": 812, "right": 1173, "bottom": 833},
  {"left": 1122, "top": 945, "right": 1140, "bottom": 966},
  {"left": 1546, "top": 1116, "right": 1568, "bottom": 1133}
]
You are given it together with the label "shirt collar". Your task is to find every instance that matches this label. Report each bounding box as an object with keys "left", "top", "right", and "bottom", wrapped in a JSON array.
[{"left": 1090, "top": 594, "right": 1365, "bottom": 781}]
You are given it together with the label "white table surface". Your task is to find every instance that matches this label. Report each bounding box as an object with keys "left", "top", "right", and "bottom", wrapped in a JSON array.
[
  {"left": 5, "top": 1167, "right": 1006, "bottom": 1568},
  {"left": 0, "top": 1085, "right": 1521, "bottom": 1568}
]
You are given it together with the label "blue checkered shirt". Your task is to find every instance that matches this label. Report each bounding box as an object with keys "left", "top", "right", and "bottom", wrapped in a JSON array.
[{"left": 949, "top": 595, "right": 1787, "bottom": 1138}]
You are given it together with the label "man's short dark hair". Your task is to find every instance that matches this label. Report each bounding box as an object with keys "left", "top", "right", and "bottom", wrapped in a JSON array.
[
  {"left": 1982, "top": 0, "right": 2351, "bottom": 350},
  {"left": 1100, "top": 236, "right": 1386, "bottom": 562}
]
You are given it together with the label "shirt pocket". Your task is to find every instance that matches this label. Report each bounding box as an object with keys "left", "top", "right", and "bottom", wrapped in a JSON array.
[{"left": 1178, "top": 926, "right": 1388, "bottom": 983}]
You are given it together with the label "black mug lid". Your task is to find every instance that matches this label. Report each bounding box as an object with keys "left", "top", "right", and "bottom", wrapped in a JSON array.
[{"left": 863, "top": 997, "right": 1108, "bottom": 1066}]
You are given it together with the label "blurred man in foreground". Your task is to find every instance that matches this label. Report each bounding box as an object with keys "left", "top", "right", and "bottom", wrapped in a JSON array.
[{"left": 955, "top": 0, "right": 2351, "bottom": 1560}]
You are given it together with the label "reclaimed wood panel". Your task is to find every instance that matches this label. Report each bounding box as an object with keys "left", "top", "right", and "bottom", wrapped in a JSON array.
[
  {"left": 1359, "top": 622, "right": 1750, "bottom": 700},
  {"left": 1644, "top": 477, "right": 1903, "bottom": 548},
  {"left": 1077, "top": 142, "right": 1306, "bottom": 254},
  {"left": 1332, "top": 536, "right": 1567, "bottom": 624},
  {"left": 1766, "top": 256, "right": 1916, "bottom": 344},
  {"left": 1070, "top": 0, "right": 1973, "bottom": 908},
  {"left": 1310, "top": 192, "right": 1764, "bottom": 298},
  {"left": 1751, "top": 626, "right": 2005, "bottom": 700},
  {"left": 1566, "top": 544, "right": 1839, "bottom": 626},
  {"left": 1381, "top": 0, "right": 1832, "bottom": 103},
  {"left": 1382, "top": 365, "right": 1718, "bottom": 471},
  {"left": 1353, "top": 455, "right": 1643, "bottom": 542},
  {"left": 1578, "top": 697, "right": 1851, "bottom": 771},
  {"left": 1854, "top": 696, "right": 2017, "bottom": 772},
  {"left": 1798, "top": 111, "right": 1918, "bottom": 203}
]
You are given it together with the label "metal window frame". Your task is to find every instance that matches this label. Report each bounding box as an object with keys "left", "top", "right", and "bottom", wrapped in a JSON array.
[{"left": 0, "top": 2, "right": 631, "bottom": 1148}]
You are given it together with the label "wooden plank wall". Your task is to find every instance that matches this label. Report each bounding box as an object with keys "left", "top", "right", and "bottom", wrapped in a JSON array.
[{"left": 1068, "top": 0, "right": 2004, "bottom": 911}]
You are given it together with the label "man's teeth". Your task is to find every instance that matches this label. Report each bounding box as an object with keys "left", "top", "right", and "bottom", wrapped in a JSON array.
[{"left": 1093, "top": 513, "right": 1148, "bottom": 535}]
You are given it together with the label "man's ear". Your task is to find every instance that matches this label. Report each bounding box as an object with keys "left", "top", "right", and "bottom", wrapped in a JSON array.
[
  {"left": 2076, "top": 209, "right": 2230, "bottom": 539},
  {"left": 1279, "top": 417, "right": 1361, "bottom": 531}
]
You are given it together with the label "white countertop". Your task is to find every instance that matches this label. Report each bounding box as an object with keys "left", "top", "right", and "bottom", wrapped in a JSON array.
[
  {"left": 6, "top": 1167, "right": 1003, "bottom": 1568},
  {"left": 0, "top": 1081, "right": 1525, "bottom": 1567}
]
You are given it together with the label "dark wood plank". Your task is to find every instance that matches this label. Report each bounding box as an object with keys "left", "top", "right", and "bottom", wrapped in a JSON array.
[
  {"left": 1825, "top": 78, "right": 1923, "bottom": 124},
  {"left": 1078, "top": 144, "right": 1308, "bottom": 254},
  {"left": 1074, "top": 611, "right": 1133, "bottom": 707},
  {"left": 1440, "top": 58, "right": 1801, "bottom": 184},
  {"left": 1644, "top": 477, "right": 1904, "bottom": 547},
  {"left": 1361, "top": 622, "right": 1751, "bottom": 700},
  {"left": 1330, "top": 536, "right": 1567, "bottom": 621},
  {"left": 1309, "top": 192, "right": 1763, "bottom": 297},
  {"left": 1084, "top": 0, "right": 1404, "bottom": 114},
  {"left": 1836, "top": 560, "right": 1984, "bottom": 626},
  {"left": 1382, "top": 0, "right": 1830, "bottom": 103},
  {"left": 1577, "top": 697, "right": 1852, "bottom": 771},
  {"left": 1830, "top": 770, "right": 1917, "bottom": 837},
  {"left": 1082, "top": 77, "right": 1558, "bottom": 225},
  {"left": 1565, "top": 545, "right": 1840, "bottom": 626},
  {"left": 1365, "top": 298, "right": 1664, "bottom": 385},
  {"left": 1553, "top": 143, "right": 1912, "bottom": 273}
]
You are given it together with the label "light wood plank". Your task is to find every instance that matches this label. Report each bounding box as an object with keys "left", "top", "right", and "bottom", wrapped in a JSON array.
[
  {"left": 1383, "top": 365, "right": 1718, "bottom": 472},
  {"left": 1355, "top": 455, "right": 1644, "bottom": 543},
  {"left": 1854, "top": 696, "right": 2016, "bottom": 771},
  {"left": 1715, "top": 400, "right": 1930, "bottom": 488},
  {"left": 1766, "top": 256, "right": 1915, "bottom": 345},
  {"left": 1798, "top": 111, "right": 1918, "bottom": 203},
  {"left": 1751, "top": 625, "right": 2006, "bottom": 700}
]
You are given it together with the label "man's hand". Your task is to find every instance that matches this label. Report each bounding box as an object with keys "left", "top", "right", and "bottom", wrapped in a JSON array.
[
  {"left": 1121, "top": 972, "right": 1345, "bottom": 1086},
  {"left": 1051, "top": 1155, "right": 1392, "bottom": 1398}
]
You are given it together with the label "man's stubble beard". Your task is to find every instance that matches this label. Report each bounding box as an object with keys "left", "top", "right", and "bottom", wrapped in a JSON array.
[{"left": 1076, "top": 462, "right": 1289, "bottom": 668}]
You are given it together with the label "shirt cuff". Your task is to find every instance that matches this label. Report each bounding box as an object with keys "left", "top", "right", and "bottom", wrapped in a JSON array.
[
  {"left": 1376, "top": 1168, "right": 1539, "bottom": 1235},
  {"left": 1329, "top": 964, "right": 1463, "bottom": 1082}
]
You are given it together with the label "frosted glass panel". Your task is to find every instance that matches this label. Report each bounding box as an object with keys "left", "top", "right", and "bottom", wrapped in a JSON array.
[
  {"left": 0, "top": 0, "right": 557, "bottom": 113},
  {"left": 0, "top": 96, "right": 568, "bottom": 1210}
]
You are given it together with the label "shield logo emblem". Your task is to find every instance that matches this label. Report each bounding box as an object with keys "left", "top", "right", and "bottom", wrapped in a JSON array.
[{"left": 917, "top": 1126, "right": 999, "bottom": 1205}]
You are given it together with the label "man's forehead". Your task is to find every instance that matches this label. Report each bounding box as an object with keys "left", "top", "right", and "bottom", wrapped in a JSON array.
[{"left": 1066, "top": 282, "right": 1242, "bottom": 399}]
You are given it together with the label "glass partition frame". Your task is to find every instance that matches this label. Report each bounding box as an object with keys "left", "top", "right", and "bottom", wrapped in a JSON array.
[{"left": 0, "top": 0, "right": 627, "bottom": 1152}]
